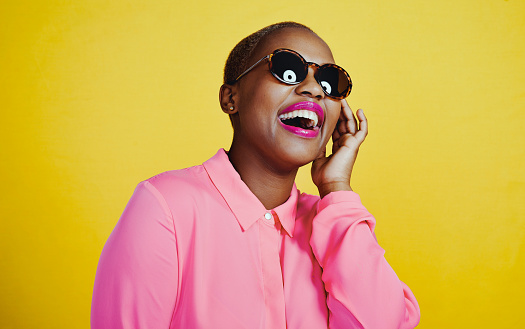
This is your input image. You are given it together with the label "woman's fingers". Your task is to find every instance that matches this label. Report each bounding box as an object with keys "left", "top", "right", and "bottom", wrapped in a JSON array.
[
  {"left": 341, "top": 99, "right": 357, "bottom": 135},
  {"left": 331, "top": 103, "right": 367, "bottom": 154},
  {"left": 332, "top": 124, "right": 341, "bottom": 141},
  {"left": 354, "top": 108, "right": 368, "bottom": 143}
]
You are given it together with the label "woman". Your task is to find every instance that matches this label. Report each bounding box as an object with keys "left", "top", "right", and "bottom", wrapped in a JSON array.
[{"left": 91, "top": 21, "right": 420, "bottom": 329}]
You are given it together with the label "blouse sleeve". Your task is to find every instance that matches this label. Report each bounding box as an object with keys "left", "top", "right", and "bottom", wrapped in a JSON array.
[
  {"left": 309, "top": 191, "right": 420, "bottom": 329},
  {"left": 91, "top": 181, "right": 179, "bottom": 329}
]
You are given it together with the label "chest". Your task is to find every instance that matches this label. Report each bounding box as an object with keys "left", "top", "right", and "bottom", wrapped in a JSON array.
[{"left": 170, "top": 206, "right": 329, "bottom": 329}]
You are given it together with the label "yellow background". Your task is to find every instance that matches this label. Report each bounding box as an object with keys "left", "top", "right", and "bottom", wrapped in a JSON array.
[{"left": 1, "top": 0, "right": 524, "bottom": 328}]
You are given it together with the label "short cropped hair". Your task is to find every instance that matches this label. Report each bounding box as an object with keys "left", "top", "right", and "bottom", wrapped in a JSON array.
[{"left": 223, "top": 22, "right": 314, "bottom": 85}]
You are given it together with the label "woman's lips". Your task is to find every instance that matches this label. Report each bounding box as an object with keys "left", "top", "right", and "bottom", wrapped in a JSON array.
[{"left": 278, "top": 101, "right": 324, "bottom": 138}]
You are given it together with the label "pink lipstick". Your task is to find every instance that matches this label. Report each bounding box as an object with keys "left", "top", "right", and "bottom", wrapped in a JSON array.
[{"left": 278, "top": 101, "right": 324, "bottom": 138}]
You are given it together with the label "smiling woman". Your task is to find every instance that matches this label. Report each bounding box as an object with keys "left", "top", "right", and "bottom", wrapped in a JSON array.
[{"left": 91, "top": 21, "right": 421, "bottom": 329}]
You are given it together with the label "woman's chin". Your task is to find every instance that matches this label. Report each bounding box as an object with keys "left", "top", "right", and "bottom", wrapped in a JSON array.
[
  {"left": 272, "top": 146, "right": 322, "bottom": 171},
  {"left": 276, "top": 134, "right": 329, "bottom": 166}
]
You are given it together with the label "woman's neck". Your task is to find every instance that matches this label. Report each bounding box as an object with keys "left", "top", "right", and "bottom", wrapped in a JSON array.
[{"left": 227, "top": 143, "right": 297, "bottom": 210}]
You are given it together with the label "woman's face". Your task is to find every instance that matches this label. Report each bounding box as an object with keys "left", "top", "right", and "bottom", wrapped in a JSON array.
[{"left": 230, "top": 28, "right": 343, "bottom": 172}]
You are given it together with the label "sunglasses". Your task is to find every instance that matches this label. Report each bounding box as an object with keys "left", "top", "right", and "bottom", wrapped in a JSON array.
[{"left": 232, "top": 48, "right": 352, "bottom": 99}]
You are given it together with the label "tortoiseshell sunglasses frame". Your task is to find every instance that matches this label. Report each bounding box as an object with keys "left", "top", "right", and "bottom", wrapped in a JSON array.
[{"left": 232, "top": 48, "right": 352, "bottom": 100}]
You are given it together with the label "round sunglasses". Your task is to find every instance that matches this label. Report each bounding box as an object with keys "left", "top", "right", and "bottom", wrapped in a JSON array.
[{"left": 232, "top": 48, "right": 352, "bottom": 99}]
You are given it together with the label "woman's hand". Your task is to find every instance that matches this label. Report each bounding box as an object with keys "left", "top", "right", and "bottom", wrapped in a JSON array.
[{"left": 311, "top": 100, "right": 368, "bottom": 198}]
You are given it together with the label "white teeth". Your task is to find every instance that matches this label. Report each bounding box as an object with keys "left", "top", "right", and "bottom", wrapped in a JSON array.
[{"left": 278, "top": 109, "right": 319, "bottom": 127}]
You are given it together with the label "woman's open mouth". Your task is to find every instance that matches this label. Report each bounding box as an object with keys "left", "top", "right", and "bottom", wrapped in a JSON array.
[{"left": 278, "top": 101, "right": 324, "bottom": 138}]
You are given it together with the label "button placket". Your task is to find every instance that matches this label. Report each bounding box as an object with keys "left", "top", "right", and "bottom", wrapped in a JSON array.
[{"left": 258, "top": 210, "right": 286, "bottom": 328}]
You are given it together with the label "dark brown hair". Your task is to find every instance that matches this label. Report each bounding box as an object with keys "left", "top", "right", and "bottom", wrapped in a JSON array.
[{"left": 223, "top": 22, "right": 315, "bottom": 85}]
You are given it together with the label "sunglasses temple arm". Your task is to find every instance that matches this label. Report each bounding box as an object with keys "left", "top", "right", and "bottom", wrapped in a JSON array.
[{"left": 233, "top": 55, "right": 270, "bottom": 83}]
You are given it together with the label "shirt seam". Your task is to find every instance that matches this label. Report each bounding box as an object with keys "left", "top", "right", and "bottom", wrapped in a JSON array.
[{"left": 142, "top": 180, "right": 181, "bottom": 327}]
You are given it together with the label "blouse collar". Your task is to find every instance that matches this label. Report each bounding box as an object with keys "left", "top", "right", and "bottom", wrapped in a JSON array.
[{"left": 203, "top": 149, "right": 298, "bottom": 237}]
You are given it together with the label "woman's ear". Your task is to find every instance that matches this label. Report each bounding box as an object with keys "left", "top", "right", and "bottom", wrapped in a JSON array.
[{"left": 219, "top": 84, "right": 239, "bottom": 114}]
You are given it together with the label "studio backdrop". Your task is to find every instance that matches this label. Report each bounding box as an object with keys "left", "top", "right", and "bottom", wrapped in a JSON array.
[{"left": 1, "top": 0, "right": 524, "bottom": 328}]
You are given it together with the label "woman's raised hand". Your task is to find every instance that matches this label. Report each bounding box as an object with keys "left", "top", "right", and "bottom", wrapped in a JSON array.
[{"left": 311, "top": 100, "right": 368, "bottom": 198}]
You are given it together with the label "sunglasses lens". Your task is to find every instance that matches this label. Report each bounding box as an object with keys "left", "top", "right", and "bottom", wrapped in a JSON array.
[
  {"left": 270, "top": 51, "right": 308, "bottom": 84},
  {"left": 268, "top": 49, "right": 352, "bottom": 99},
  {"left": 317, "top": 66, "right": 352, "bottom": 98}
]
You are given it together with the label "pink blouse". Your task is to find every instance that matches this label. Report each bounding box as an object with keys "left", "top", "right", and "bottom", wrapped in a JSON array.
[{"left": 91, "top": 149, "right": 420, "bottom": 328}]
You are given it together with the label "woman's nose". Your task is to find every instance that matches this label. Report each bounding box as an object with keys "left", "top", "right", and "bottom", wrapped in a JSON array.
[{"left": 295, "top": 67, "right": 324, "bottom": 99}]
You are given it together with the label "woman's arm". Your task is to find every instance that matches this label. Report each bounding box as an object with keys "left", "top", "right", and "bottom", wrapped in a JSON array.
[
  {"left": 310, "top": 101, "right": 420, "bottom": 328},
  {"left": 310, "top": 191, "right": 420, "bottom": 329},
  {"left": 91, "top": 181, "right": 179, "bottom": 329}
]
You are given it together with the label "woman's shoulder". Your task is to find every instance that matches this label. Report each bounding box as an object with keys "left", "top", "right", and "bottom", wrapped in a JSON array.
[
  {"left": 146, "top": 164, "right": 205, "bottom": 184},
  {"left": 138, "top": 164, "right": 213, "bottom": 203}
]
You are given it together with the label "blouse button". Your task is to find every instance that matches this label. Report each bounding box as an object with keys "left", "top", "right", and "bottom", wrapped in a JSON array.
[{"left": 264, "top": 212, "right": 273, "bottom": 220}]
